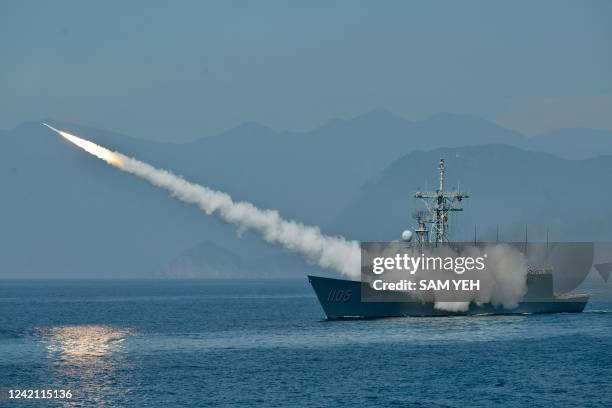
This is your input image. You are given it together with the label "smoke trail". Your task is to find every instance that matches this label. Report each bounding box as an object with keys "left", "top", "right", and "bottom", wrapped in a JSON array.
[{"left": 44, "top": 124, "right": 361, "bottom": 279}]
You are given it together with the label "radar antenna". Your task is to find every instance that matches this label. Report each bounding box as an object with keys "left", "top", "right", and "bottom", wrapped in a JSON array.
[{"left": 413, "top": 158, "right": 469, "bottom": 244}]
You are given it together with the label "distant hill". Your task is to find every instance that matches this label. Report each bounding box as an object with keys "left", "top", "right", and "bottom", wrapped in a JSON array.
[
  {"left": 158, "top": 240, "right": 323, "bottom": 278},
  {"left": 528, "top": 128, "right": 612, "bottom": 160},
  {"left": 1, "top": 112, "right": 611, "bottom": 277},
  {"left": 331, "top": 144, "right": 612, "bottom": 242},
  {"left": 158, "top": 240, "right": 247, "bottom": 278}
]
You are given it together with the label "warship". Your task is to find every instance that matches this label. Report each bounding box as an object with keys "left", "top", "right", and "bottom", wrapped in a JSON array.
[{"left": 309, "top": 159, "right": 589, "bottom": 319}]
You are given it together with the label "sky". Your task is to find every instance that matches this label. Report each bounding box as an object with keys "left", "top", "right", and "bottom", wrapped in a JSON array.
[{"left": 1, "top": 0, "right": 611, "bottom": 142}]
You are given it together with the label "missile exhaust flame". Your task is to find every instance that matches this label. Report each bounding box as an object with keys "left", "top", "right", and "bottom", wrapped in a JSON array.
[
  {"left": 43, "top": 123, "right": 124, "bottom": 167},
  {"left": 43, "top": 123, "right": 361, "bottom": 279}
]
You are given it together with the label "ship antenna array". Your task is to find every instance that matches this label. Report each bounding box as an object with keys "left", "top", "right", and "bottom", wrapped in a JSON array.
[{"left": 413, "top": 158, "right": 470, "bottom": 244}]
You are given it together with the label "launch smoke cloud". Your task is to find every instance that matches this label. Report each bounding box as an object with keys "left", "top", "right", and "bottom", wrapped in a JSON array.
[
  {"left": 361, "top": 242, "right": 529, "bottom": 311},
  {"left": 43, "top": 124, "right": 361, "bottom": 279}
]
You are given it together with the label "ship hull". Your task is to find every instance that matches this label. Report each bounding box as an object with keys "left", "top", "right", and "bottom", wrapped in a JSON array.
[{"left": 308, "top": 275, "right": 589, "bottom": 320}]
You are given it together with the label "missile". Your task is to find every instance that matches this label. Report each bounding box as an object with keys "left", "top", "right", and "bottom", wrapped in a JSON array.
[{"left": 42, "top": 122, "right": 61, "bottom": 134}]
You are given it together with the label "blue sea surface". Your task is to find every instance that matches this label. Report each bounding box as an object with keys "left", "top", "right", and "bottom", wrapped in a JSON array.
[{"left": 0, "top": 279, "right": 611, "bottom": 407}]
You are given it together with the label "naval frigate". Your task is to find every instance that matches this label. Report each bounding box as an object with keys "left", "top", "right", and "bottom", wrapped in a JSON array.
[{"left": 309, "top": 159, "right": 589, "bottom": 319}]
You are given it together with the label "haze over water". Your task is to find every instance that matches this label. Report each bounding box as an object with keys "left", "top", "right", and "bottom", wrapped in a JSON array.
[{"left": 1, "top": 279, "right": 611, "bottom": 407}]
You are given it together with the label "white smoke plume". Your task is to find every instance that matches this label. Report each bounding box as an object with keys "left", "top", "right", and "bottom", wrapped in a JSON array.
[
  {"left": 364, "top": 242, "right": 528, "bottom": 311},
  {"left": 433, "top": 245, "right": 528, "bottom": 311},
  {"left": 44, "top": 124, "right": 361, "bottom": 279}
]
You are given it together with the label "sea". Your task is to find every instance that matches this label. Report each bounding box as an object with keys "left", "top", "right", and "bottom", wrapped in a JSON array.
[{"left": 0, "top": 279, "right": 611, "bottom": 407}]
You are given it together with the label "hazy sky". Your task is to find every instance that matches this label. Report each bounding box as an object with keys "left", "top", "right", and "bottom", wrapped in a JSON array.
[{"left": 1, "top": 0, "right": 611, "bottom": 141}]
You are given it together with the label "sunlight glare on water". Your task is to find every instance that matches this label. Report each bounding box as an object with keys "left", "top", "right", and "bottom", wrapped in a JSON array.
[{"left": 40, "top": 325, "right": 133, "bottom": 361}]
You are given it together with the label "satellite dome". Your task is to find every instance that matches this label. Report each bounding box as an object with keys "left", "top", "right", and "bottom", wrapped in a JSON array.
[{"left": 402, "top": 230, "right": 413, "bottom": 242}]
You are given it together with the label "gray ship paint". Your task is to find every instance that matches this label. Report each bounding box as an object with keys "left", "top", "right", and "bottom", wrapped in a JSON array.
[{"left": 308, "top": 275, "right": 589, "bottom": 319}]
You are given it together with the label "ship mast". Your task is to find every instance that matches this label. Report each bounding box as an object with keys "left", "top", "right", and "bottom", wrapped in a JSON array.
[{"left": 413, "top": 158, "right": 469, "bottom": 244}]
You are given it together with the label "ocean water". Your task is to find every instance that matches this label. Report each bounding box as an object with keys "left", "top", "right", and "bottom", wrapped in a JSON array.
[{"left": 0, "top": 279, "right": 611, "bottom": 407}]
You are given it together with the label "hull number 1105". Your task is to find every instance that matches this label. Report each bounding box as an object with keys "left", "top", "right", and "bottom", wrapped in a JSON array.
[{"left": 327, "top": 289, "right": 352, "bottom": 303}]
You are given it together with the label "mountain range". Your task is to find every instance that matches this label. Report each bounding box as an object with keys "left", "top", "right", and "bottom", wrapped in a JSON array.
[{"left": 1, "top": 111, "right": 611, "bottom": 278}]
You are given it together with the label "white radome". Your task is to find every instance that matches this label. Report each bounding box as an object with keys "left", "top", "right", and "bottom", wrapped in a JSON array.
[{"left": 402, "top": 230, "right": 413, "bottom": 242}]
